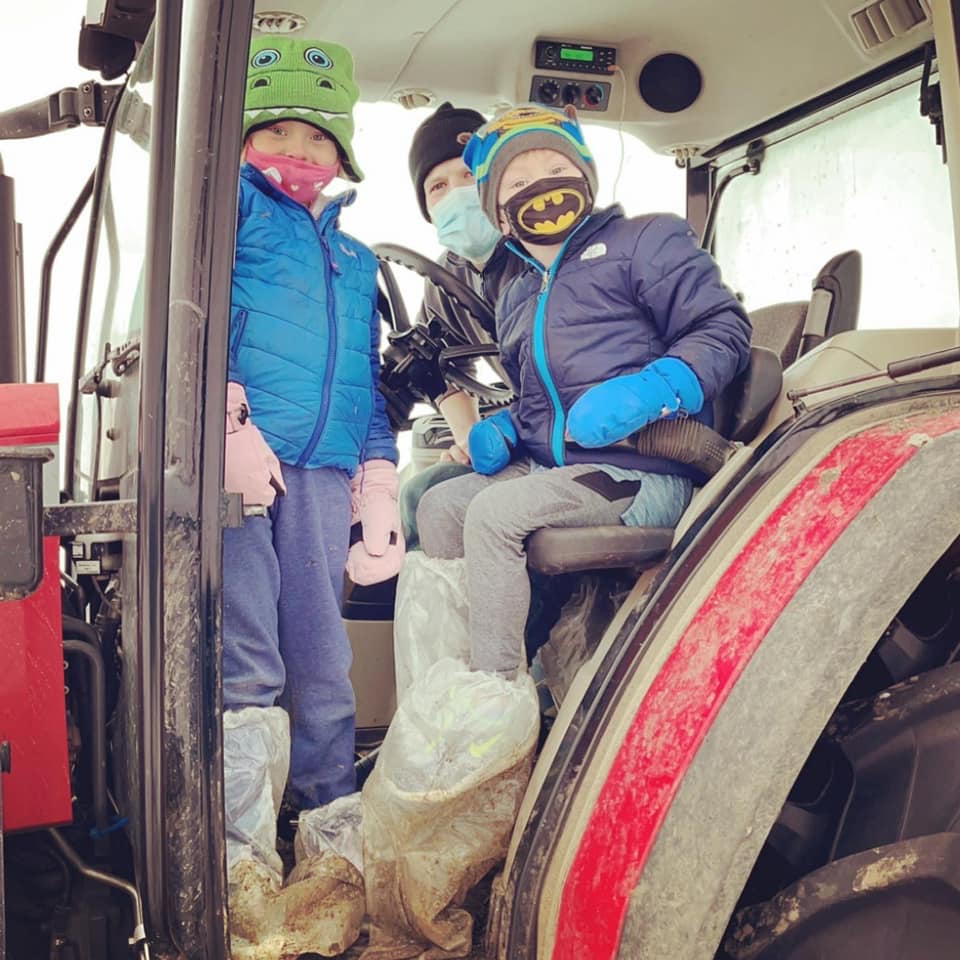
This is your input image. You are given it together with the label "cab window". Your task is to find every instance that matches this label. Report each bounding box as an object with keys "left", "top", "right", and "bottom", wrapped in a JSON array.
[{"left": 712, "top": 78, "right": 959, "bottom": 328}]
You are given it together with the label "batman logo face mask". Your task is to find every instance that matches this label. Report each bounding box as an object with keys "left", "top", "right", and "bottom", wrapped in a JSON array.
[{"left": 502, "top": 176, "right": 593, "bottom": 245}]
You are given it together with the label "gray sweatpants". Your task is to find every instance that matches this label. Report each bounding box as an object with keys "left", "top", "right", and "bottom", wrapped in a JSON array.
[{"left": 416, "top": 459, "right": 647, "bottom": 677}]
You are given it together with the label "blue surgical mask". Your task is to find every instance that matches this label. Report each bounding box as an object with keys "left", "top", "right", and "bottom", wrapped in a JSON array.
[{"left": 431, "top": 185, "right": 502, "bottom": 261}]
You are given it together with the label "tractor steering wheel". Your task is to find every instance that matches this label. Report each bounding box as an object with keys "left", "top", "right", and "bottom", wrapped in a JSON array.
[{"left": 374, "top": 243, "right": 515, "bottom": 409}]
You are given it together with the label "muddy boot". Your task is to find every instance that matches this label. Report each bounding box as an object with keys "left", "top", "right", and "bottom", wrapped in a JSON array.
[
  {"left": 228, "top": 852, "right": 364, "bottom": 959},
  {"left": 224, "top": 706, "right": 291, "bottom": 958},
  {"left": 274, "top": 851, "right": 365, "bottom": 958},
  {"left": 228, "top": 858, "right": 285, "bottom": 960},
  {"left": 227, "top": 852, "right": 364, "bottom": 959}
]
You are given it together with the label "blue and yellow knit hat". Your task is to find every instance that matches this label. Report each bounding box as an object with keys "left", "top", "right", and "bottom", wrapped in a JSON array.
[
  {"left": 463, "top": 105, "right": 598, "bottom": 226},
  {"left": 243, "top": 36, "right": 364, "bottom": 182}
]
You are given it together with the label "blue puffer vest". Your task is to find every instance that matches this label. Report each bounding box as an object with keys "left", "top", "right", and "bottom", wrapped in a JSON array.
[
  {"left": 230, "top": 165, "right": 396, "bottom": 474},
  {"left": 496, "top": 206, "right": 751, "bottom": 477}
]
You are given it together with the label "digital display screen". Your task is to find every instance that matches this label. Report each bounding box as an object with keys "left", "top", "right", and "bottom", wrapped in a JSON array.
[{"left": 561, "top": 47, "right": 595, "bottom": 62}]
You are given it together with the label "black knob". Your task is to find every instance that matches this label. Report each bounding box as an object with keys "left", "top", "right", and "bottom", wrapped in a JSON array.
[
  {"left": 539, "top": 80, "right": 560, "bottom": 104},
  {"left": 585, "top": 84, "right": 604, "bottom": 107},
  {"left": 562, "top": 83, "right": 581, "bottom": 105},
  {"left": 545, "top": 45, "right": 557, "bottom": 60}
]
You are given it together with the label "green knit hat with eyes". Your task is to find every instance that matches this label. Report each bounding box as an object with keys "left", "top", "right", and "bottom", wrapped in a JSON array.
[{"left": 243, "top": 35, "right": 364, "bottom": 182}]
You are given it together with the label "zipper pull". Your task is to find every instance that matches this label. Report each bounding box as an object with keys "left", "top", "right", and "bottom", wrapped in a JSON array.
[
  {"left": 540, "top": 269, "right": 549, "bottom": 292},
  {"left": 319, "top": 233, "right": 341, "bottom": 274}
]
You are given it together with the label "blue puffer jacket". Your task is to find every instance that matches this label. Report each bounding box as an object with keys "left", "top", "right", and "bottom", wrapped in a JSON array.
[
  {"left": 497, "top": 206, "right": 751, "bottom": 477},
  {"left": 230, "top": 165, "right": 396, "bottom": 474}
]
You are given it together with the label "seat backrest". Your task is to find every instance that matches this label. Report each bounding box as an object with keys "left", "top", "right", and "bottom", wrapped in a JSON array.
[
  {"left": 748, "top": 250, "right": 862, "bottom": 370},
  {"left": 798, "top": 249, "right": 862, "bottom": 356},
  {"left": 714, "top": 346, "right": 783, "bottom": 443},
  {"left": 749, "top": 301, "right": 808, "bottom": 369},
  {"left": 713, "top": 345, "right": 783, "bottom": 444}
]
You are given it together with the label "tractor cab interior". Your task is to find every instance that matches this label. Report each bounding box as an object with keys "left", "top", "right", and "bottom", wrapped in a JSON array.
[
  {"left": 351, "top": 0, "right": 952, "bottom": 602},
  {"left": 4, "top": 0, "right": 960, "bottom": 958},
  {"left": 354, "top": 6, "right": 958, "bottom": 736},
  {"left": 42, "top": 0, "right": 957, "bottom": 755}
]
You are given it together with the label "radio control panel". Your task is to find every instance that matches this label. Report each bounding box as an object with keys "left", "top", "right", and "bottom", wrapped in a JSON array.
[{"left": 534, "top": 40, "right": 616, "bottom": 75}]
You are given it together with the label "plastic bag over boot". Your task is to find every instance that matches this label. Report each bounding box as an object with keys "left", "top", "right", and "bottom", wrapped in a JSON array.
[
  {"left": 223, "top": 706, "right": 290, "bottom": 954},
  {"left": 361, "top": 658, "right": 540, "bottom": 960},
  {"left": 226, "top": 709, "right": 365, "bottom": 959},
  {"left": 393, "top": 553, "right": 470, "bottom": 703}
]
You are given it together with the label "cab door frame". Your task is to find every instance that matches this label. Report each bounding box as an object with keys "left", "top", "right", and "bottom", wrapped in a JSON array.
[{"left": 133, "top": 0, "right": 252, "bottom": 954}]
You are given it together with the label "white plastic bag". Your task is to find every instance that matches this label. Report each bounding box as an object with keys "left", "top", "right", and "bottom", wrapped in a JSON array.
[
  {"left": 295, "top": 791, "right": 363, "bottom": 874},
  {"left": 393, "top": 553, "right": 471, "bottom": 702},
  {"left": 223, "top": 705, "right": 290, "bottom": 880},
  {"left": 230, "top": 851, "right": 365, "bottom": 960},
  {"left": 362, "top": 658, "right": 540, "bottom": 959},
  {"left": 224, "top": 706, "right": 293, "bottom": 958},
  {"left": 225, "top": 713, "right": 365, "bottom": 960}
]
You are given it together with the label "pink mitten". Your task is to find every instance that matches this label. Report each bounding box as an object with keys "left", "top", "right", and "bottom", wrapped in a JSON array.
[
  {"left": 346, "top": 459, "right": 405, "bottom": 585},
  {"left": 224, "top": 382, "right": 286, "bottom": 508}
]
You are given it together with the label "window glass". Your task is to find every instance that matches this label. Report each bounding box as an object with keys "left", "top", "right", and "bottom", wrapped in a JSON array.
[
  {"left": 713, "top": 80, "right": 959, "bottom": 329},
  {"left": 73, "top": 32, "right": 154, "bottom": 499}
]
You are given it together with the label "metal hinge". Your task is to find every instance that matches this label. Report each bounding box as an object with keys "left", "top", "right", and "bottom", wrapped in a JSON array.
[{"left": 79, "top": 338, "right": 141, "bottom": 395}]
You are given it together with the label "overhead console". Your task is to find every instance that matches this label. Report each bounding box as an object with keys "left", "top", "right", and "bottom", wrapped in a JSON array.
[
  {"left": 530, "top": 39, "right": 615, "bottom": 113},
  {"left": 528, "top": 37, "right": 704, "bottom": 120}
]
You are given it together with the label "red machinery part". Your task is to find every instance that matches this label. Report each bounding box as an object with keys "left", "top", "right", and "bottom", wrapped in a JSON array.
[
  {"left": 0, "top": 383, "right": 72, "bottom": 832},
  {"left": 553, "top": 406, "right": 960, "bottom": 960}
]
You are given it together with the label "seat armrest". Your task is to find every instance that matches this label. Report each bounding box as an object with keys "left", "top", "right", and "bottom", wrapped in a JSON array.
[
  {"left": 725, "top": 345, "right": 783, "bottom": 443},
  {"left": 526, "top": 526, "right": 674, "bottom": 575}
]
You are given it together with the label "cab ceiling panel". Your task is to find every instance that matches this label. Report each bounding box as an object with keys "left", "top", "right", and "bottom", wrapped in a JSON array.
[
  {"left": 254, "top": 0, "right": 934, "bottom": 155},
  {"left": 252, "top": 0, "right": 463, "bottom": 102}
]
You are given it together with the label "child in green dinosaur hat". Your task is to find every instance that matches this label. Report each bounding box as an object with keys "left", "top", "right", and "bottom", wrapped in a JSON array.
[
  {"left": 222, "top": 35, "right": 401, "bottom": 953},
  {"left": 243, "top": 35, "right": 364, "bottom": 181}
]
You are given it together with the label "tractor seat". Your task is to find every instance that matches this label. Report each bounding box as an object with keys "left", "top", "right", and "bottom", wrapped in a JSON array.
[{"left": 525, "top": 345, "right": 782, "bottom": 575}]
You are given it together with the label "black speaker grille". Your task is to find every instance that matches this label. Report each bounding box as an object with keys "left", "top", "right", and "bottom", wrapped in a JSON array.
[{"left": 639, "top": 53, "right": 703, "bottom": 114}]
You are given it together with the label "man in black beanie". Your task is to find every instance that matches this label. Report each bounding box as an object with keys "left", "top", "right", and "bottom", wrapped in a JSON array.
[{"left": 400, "top": 102, "right": 523, "bottom": 543}]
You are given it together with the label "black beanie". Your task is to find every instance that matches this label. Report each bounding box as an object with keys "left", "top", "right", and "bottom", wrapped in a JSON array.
[{"left": 408, "top": 101, "right": 487, "bottom": 221}]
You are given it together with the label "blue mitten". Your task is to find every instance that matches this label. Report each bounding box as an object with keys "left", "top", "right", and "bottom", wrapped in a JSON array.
[
  {"left": 567, "top": 357, "right": 704, "bottom": 449},
  {"left": 469, "top": 409, "right": 520, "bottom": 475}
]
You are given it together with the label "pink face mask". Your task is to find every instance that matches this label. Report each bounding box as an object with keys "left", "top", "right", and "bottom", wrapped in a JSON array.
[{"left": 245, "top": 144, "right": 340, "bottom": 206}]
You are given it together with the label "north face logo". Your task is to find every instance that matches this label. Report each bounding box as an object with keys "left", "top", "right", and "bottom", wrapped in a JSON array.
[{"left": 580, "top": 242, "right": 607, "bottom": 261}]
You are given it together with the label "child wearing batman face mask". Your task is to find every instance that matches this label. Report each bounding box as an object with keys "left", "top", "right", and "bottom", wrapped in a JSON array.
[
  {"left": 401, "top": 104, "right": 582, "bottom": 672},
  {"left": 415, "top": 104, "right": 753, "bottom": 679}
]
